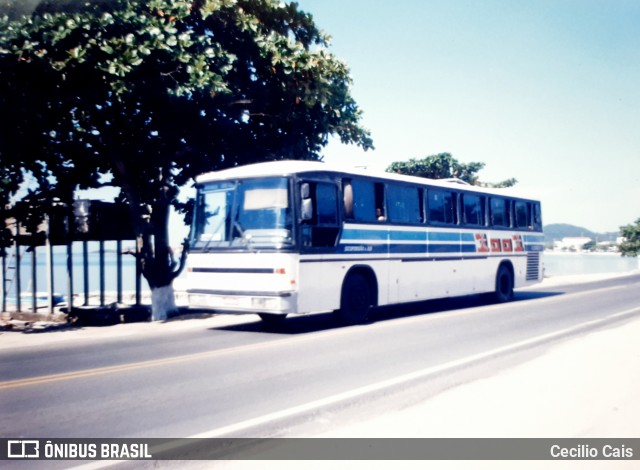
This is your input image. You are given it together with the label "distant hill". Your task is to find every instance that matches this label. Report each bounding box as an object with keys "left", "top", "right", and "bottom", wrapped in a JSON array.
[{"left": 544, "top": 224, "right": 619, "bottom": 244}]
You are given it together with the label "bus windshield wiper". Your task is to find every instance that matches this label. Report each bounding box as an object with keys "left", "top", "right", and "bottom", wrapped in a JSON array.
[
  {"left": 233, "top": 220, "right": 257, "bottom": 251},
  {"left": 200, "top": 206, "right": 224, "bottom": 252}
]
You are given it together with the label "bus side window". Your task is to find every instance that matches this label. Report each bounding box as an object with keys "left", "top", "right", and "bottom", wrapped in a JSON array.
[
  {"left": 344, "top": 179, "right": 382, "bottom": 223},
  {"left": 533, "top": 202, "right": 543, "bottom": 231},
  {"left": 317, "top": 183, "right": 339, "bottom": 225},
  {"left": 427, "top": 189, "right": 457, "bottom": 225},
  {"left": 302, "top": 181, "right": 340, "bottom": 248},
  {"left": 462, "top": 194, "right": 486, "bottom": 226},
  {"left": 489, "top": 197, "right": 510, "bottom": 228},
  {"left": 514, "top": 200, "right": 531, "bottom": 230},
  {"left": 387, "top": 184, "right": 420, "bottom": 224},
  {"left": 374, "top": 182, "right": 386, "bottom": 221}
]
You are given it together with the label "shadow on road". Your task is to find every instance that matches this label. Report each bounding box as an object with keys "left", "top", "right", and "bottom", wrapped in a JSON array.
[{"left": 211, "top": 290, "right": 563, "bottom": 336}]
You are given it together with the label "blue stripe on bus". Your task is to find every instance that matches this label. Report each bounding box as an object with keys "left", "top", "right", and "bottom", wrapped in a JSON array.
[
  {"left": 389, "top": 244, "right": 428, "bottom": 254},
  {"left": 428, "top": 244, "right": 462, "bottom": 253},
  {"left": 341, "top": 228, "right": 426, "bottom": 241},
  {"left": 341, "top": 228, "right": 386, "bottom": 240},
  {"left": 339, "top": 244, "right": 386, "bottom": 254},
  {"left": 338, "top": 227, "right": 545, "bottom": 254},
  {"left": 525, "top": 245, "right": 544, "bottom": 252},
  {"left": 341, "top": 229, "right": 476, "bottom": 243},
  {"left": 428, "top": 232, "right": 459, "bottom": 242},
  {"left": 339, "top": 243, "right": 479, "bottom": 255},
  {"left": 389, "top": 230, "right": 426, "bottom": 241},
  {"left": 524, "top": 235, "right": 545, "bottom": 244}
]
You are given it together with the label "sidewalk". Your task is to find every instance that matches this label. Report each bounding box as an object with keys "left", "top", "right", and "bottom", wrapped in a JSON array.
[{"left": 0, "top": 312, "right": 226, "bottom": 351}]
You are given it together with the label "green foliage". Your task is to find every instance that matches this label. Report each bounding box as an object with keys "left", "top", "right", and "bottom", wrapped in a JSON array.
[
  {"left": 387, "top": 153, "right": 482, "bottom": 183},
  {"left": 619, "top": 218, "right": 640, "bottom": 257},
  {"left": 0, "top": 0, "right": 372, "bottom": 289},
  {"left": 386, "top": 153, "right": 517, "bottom": 187}
]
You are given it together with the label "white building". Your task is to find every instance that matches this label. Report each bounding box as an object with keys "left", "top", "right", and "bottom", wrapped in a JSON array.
[{"left": 553, "top": 237, "right": 593, "bottom": 252}]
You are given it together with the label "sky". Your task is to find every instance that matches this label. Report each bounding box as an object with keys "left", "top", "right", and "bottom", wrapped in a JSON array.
[{"left": 295, "top": 0, "right": 640, "bottom": 233}]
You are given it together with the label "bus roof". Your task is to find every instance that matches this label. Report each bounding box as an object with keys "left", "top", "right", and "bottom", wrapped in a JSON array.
[{"left": 195, "top": 160, "right": 538, "bottom": 201}]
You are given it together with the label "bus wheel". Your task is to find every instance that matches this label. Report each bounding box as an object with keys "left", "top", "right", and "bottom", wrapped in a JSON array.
[
  {"left": 493, "top": 264, "right": 514, "bottom": 303},
  {"left": 338, "top": 273, "right": 373, "bottom": 324},
  {"left": 258, "top": 313, "right": 288, "bottom": 324}
]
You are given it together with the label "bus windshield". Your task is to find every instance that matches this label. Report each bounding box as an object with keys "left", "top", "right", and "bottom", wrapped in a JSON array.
[{"left": 191, "top": 177, "right": 293, "bottom": 250}]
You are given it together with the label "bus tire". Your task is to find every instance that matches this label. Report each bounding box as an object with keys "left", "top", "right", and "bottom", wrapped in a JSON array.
[
  {"left": 338, "top": 272, "right": 373, "bottom": 324},
  {"left": 493, "top": 264, "right": 514, "bottom": 303},
  {"left": 258, "top": 313, "right": 288, "bottom": 324}
]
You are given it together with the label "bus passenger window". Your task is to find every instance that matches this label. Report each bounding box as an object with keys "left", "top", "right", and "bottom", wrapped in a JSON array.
[
  {"left": 317, "top": 184, "right": 338, "bottom": 225},
  {"left": 427, "top": 190, "right": 457, "bottom": 225},
  {"left": 462, "top": 194, "right": 486, "bottom": 226},
  {"left": 533, "top": 202, "right": 543, "bottom": 231},
  {"left": 489, "top": 197, "right": 510, "bottom": 228},
  {"left": 387, "top": 184, "right": 420, "bottom": 224},
  {"left": 514, "top": 200, "right": 531, "bottom": 229},
  {"left": 344, "top": 179, "right": 384, "bottom": 223},
  {"left": 374, "top": 182, "right": 385, "bottom": 222},
  {"left": 302, "top": 181, "right": 340, "bottom": 248}
]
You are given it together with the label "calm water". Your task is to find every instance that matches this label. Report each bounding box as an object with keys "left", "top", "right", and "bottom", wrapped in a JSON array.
[
  {"left": 2, "top": 242, "right": 150, "bottom": 306},
  {"left": 543, "top": 252, "right": 639, "bottom": 277}
]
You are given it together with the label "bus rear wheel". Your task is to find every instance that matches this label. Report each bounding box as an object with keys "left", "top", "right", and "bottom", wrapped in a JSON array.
[
  {"left": 493, "top": 264, "right": 514, "bottom": 303},
  {"left": 338, "top": 273, "right": 373, "bottom": 324}
]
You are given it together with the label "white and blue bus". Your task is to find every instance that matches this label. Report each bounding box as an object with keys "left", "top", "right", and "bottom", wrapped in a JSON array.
[{"left": 186, "top": 160, "right": 544, "bottom": 323}]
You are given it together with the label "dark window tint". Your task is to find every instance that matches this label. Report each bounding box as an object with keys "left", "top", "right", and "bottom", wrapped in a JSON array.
[
  {"left": 490, "top": 197, "right": 510, "bottom": 228},
  {"left": 352, "top": 180, "right": 376, "bottom": 222},
  {"left": 428, "top": 190, "right": 457, "bottom": 225},
  {"left": 316, "top": 183, "right": 338, "bottom": 224},
  {"left": 514, "top": 200, "right": 531, "bottom": 229},
  {"left": 387, "top": 184, "right": 421, "bottom": 224},
  {"left": 533, "top": 202, "right": 543, "bottom": 231},
  {"left": 301, "top": 181, "right": 340, "bottom": 248},
  {"left": 462, "top": 194, "right": 486, "bottom": 226},
  {"left": 344, "top": 179, "right": 385, "bottom": 222}
]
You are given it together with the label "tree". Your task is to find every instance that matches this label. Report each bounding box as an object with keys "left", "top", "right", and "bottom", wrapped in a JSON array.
[
  {"left": 387, "top": 153, "right": 517, "bottom": 188},
  {"left": 619, "top": 218, "right": 640, "bottom": 257},
  {"left": 0, "top": 0, "right": 373, "bottom": 319}
]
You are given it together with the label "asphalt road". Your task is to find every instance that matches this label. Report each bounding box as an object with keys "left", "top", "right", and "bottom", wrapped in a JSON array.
[{"left": 2, "top": 273, "right": 640, "bottom": 446}]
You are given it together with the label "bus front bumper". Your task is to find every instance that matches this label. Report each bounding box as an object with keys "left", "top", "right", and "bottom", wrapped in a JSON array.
[{"left": 187, "top": 289, "right": 297, "bottom": 314}]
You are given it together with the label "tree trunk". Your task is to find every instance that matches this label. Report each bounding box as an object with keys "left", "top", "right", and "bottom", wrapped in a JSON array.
[
  {"left": 150, "top": 283, "right": 178, "bottom": 321},
  {"left": 111, "top": 158, "right": 188, "bottom": 321}
]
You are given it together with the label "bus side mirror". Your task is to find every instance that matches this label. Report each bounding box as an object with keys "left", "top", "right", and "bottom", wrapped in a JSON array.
[{"left": 301, "top": 183, "right": 313, "bottom": 221}]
